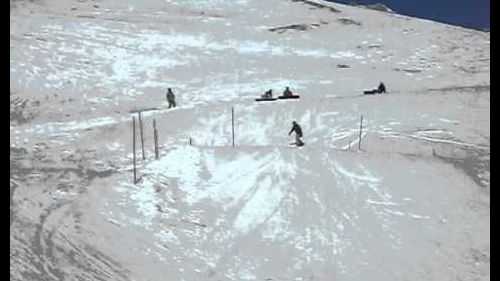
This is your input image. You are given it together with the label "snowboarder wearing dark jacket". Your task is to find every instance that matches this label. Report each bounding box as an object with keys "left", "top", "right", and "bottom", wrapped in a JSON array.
[
  {"left": 283, "top": 87, "right": 293, "bottom": 97},
  {"left": 377, "top": 82, "right": 386, "bottom": 93},
  {"left": 262, "top": 89, "right": 273, "bottom": 99},
  {"left": 166, "top": 88, "right": 176, "bottom": 108},
  {"left": 288, "top": 121, "right": 304, "bottom": 146}
]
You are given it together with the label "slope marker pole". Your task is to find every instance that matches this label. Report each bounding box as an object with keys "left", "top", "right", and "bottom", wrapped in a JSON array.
[
  {"left": 231, "top": 107, "right": 235, "bottom": 147},
  {"left": 358, "top": 115, "right": 364, "bottom": 150},
  {"left": 153, "top": 119, "right": 159, "bottom": 160},
  {"left": 138, "top": 111, "right": 146, "bottom": 160},
  {"left": 132, "top": 117, "right": 137, "bottom": 184}
]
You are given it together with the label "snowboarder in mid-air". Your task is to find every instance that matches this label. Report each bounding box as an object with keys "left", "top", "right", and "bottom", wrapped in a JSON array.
[
  {"left": 166, "top": 88, "right": 176, "bottom": 108},
  {"left": 288, "top": 121, "right": 304, "bottom": 146}
]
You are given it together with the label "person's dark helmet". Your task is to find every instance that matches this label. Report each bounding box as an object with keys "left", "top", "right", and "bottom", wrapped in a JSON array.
[{"left": 292, "top": 121, "right": 297, "bottom": 125}]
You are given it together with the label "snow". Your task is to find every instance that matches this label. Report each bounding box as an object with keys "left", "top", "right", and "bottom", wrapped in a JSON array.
[
  {"left": 24, "top": 116, "right": 125, "bottom": 134},
  {"left": 10, "top": 0, "right": 489, "bottom": 280},
  {"left": 439, "top": 118, "right": 459, "bottom": 124}
]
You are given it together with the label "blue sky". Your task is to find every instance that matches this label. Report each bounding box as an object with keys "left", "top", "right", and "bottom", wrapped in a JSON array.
[{"left": 327, "top": 0, "right": 490, "bottom": 30}]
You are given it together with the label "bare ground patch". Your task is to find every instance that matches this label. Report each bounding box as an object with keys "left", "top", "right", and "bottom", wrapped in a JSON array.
[
  {"left": 268, "top": 23, "right": 323, "bottom": 33},
  {"left": 10, "top": 95, "right": 40, "bottom": 125},
  {"left": 337, "top": 18, "right": 361, "bottom": 26},
  {"left": 428, "top": 85, "right": 490, "bottom": 93},
  {"left": 10, "top": 143, "right": 125, "bottom": 281},
  {"left": 289, "top": 0, "right": 341, "bottom": 13}
]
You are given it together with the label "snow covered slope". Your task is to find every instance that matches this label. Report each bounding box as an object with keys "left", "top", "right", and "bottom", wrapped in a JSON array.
[{"left": 10, "top": 0, "right": 489, "bottom": 280}]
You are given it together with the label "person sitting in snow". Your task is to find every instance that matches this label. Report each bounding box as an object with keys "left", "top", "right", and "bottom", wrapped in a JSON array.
[
  {"left": 377, "top": 82, "right": 386, "bottom": 93},
  {"left": 288, "top": 121, "right": 304, "bottom": 146},
  {"left": 283, "top": 86, "right": 293, "bottom": 97},
  {"left": 262, "top": 89, "right": 273, "bottom": 99},
  {"left": 166, "top": 88, "right": 176, "bottom": 108}
]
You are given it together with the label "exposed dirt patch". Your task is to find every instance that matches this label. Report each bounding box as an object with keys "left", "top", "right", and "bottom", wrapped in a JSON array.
[
  {"left": 10, "top": 96, "right": 40, "bottom": 125},
  {"left": 362, "top": 3, "right": 394, "bottom": 13},
  {"left": 10, "top": 142, "right": 125, "bottom": 281},
  {"left": 10, "top": 179, "right": 18, "bottom": 225},
  {"left": 457, "top": 65, "right": 489, "bottom": 74},
  {"left": 393, "top": 68, "right": 423, "bottom": 73},
  {"left": 290, "top": 0, "right": 341, "bottom": 13},
  {"left": 433, "top": 146, "right": 490, "bottom": 190},
  {"left": 428, "top": 85, "right": 490, "bottom": 93},
  {"left": 268, "top": 23, "right": 321, "bottom": 33},
  {"left": 337, "top": 18, "right": 361, "bottom": 26},
  {"left": 11, "top": 149, "right": 117, "bottom": 185}
]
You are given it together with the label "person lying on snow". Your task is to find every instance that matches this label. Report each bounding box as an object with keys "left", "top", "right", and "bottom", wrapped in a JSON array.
[
  {"left": 283, "top": 86, "right": 293, "bottom": 97},
  {"left": 364, "top": 82, "right": 387, "bottom": 94},
  {"left": 288, "top": 121, "right": 304, "bottom": 146}
]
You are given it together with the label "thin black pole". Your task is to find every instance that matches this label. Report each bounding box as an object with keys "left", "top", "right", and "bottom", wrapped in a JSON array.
[
  {"left": 358, "top": 115, "right": 363, "bottom": 150},
  {"left": 133, "top": 117, "right": 137, "bottom": 184},
  {"left": 231, "top": 107, "right": 235, "bottom": 147},
  {"left": 153, "top": 119, "right": 159, "bottom": 160},
  {"left": 138, "top": 112, "right": 145, "bottom": 160}
]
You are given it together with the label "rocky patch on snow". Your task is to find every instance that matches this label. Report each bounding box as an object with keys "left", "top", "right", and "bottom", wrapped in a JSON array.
[{"left": 268, "top": 22, "right": 323, "bottom": 33}]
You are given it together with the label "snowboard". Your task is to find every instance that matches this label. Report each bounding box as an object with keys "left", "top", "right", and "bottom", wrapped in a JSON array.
[
  {"left": 278, "top": 95, "right": 300, "bottom": 99},
  {"left": 289, "top": 141, "right": 305, "bottom": 147},
  {"left": 255, "top": 97, "right": 278, "bottom": 102}
]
